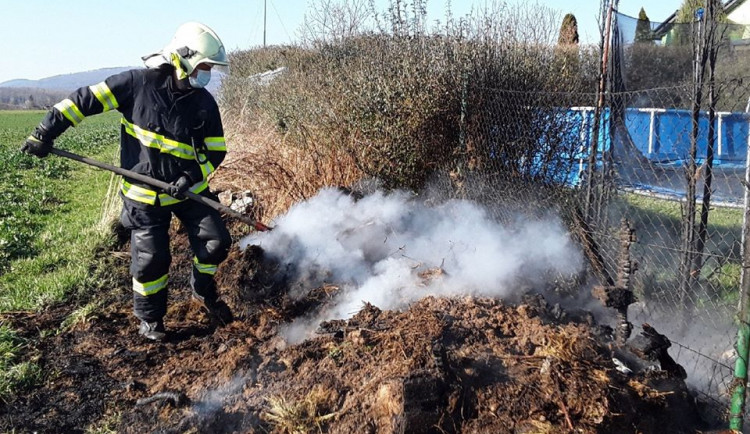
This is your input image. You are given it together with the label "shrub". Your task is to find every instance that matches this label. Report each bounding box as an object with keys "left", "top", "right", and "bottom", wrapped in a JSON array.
[{"left": 219, "top": 0, "right": 600, "bottom": 219}]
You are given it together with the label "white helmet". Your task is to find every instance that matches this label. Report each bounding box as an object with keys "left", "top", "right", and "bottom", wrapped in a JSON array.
[{"left": 145, "top": 22, "right": 228, "bottom": 79}]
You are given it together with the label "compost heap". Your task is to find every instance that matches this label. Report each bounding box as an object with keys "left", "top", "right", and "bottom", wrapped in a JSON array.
[{"left": 0, "top": 189, "right": 712, "bottom": 433}]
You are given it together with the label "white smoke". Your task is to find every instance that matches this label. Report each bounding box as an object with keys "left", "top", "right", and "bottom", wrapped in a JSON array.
[{"left": 241, "top": 188, "right": 582, "bottom": 343}]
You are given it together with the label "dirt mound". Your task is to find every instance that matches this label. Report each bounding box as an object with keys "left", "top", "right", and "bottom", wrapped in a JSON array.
[{"left": 0, "top": 224, "right": 711, "bottom": 433}]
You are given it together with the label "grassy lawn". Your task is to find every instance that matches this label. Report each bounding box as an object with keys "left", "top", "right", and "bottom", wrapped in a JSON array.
[
  {"left": 0, "top": 109, "right": 120, "bottom": 398},
  {"left": 618, "top": 192, "right": 743, "bottom": 306},
  {"left": 624, "top": 193, "right": 743, "bottom": 231}
]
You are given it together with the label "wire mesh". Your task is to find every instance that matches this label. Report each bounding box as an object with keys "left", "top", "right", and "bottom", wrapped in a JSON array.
[{"left": 452, "top": 54, "right": 750, "bottom": 426}]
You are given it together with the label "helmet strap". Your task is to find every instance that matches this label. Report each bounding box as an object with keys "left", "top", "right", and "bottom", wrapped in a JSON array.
[{"left": 170, "top": 52, "right": 188, "bottom": 79}]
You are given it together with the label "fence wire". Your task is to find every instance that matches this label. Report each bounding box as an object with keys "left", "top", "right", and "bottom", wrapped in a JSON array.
[{"left": 451, "top": 70, "right": 750, "bottom": 426}]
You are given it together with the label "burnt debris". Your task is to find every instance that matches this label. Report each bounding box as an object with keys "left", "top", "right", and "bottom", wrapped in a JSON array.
[{"left": 592, "top": 218, "right": 638, "bottom": 345}]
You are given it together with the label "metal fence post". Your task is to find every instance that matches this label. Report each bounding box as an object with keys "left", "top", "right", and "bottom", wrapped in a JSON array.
[{"left": 730, "top": 118, "right": 750, "bottom": 431}]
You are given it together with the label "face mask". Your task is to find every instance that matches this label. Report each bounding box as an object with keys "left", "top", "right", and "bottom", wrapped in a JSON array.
[{"left": 189, "top": 69, "right": 211, "bottom": 88}]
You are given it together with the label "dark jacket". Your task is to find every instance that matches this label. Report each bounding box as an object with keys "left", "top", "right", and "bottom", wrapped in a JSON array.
[{"left": 39, "top": 66, "right": 226, "bottom": 207}]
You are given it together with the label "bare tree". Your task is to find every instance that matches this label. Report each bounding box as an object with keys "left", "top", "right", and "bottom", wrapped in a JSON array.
[{"left": 299, "top": 0, "right": 373, "bottom": 46}]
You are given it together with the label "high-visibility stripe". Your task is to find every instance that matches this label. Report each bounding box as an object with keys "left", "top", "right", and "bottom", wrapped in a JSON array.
[
  {"left": 89, "top": 82, "right": 119, "bottom": 112},
  {"left": 53, "top": 99, "right": 85, "bottom": 126},
  {"left": 193, "top": 257, "right": 218, "bottom": 275},
  {"left": 133, "top": 274, "right": 168, "bottom": 296},
  {"left": 121, "top": 118, "right": 195, "bottom": 160},
  {"left": 121, "top": 178, "right": 209, "bottom": 206},
  {"left": 158, "top": 181, "right": 209, "bottom": 206},
  {"left": 200, "top": 160, "right": 216, "bottom": 179},
  {"left": 204, "top": 137, "right": 226, "bottom": 151},
  {"left": 121, "top": 180, "right": 157, "bottom": 205}
]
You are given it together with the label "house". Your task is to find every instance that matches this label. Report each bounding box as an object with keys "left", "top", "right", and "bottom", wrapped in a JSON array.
[
  {"left": 651, "top": 0, "right": 750, "bottom": 45},
  {"left": 651, "top": 10, "right": 678, "bottom": 43},
  {"left": 725, "top": 0, "right": 750, "bottom": 40},
  {"left": 726, "top": 0, "right": 750, "bottom": 22}
]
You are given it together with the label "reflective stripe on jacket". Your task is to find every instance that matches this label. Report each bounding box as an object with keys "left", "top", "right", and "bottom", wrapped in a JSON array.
[{"left": 40, "top": 66, "right": 226, "bottom": 207}]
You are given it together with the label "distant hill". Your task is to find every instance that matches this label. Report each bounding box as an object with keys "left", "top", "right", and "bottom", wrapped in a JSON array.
[
  {"left": 0, "top": 87, "right": 69, "bottom": 110},
  {"left": 0, "top": 67, "right": 137, "bottom": 91},
  {"left": 0, "top": 66, "right": 224, "bottom": 110}
]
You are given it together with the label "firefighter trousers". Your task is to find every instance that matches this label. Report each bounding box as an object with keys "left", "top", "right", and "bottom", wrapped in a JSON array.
[{"left": 120, "top": 194, "right": 232, "bottom": 322}]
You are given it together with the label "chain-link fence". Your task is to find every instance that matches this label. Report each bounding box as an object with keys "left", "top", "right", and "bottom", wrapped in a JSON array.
[
  {"left": 452, "top": 83, "right": 744, "bottom": 430},
  {"left": 446, "top": 4, "right": 750, "bottom": 426}
]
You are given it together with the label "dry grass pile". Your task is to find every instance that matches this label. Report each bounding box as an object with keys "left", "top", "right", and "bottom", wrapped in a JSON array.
[{"left": 233, "top": 295, "right": 703, "bottom": 433}]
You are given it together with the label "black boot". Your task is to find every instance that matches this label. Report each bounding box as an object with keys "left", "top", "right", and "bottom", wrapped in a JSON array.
[
  {"left": 192, "top": 291, "right": 234, "bottom": 326},
  {"left": 138, "top": 319, "right": 166, "bottom": 341}
]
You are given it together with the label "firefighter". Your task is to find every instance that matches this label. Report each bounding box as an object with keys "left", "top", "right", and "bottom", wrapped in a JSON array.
[{"left": 22, "top": 22, "right": 234, "bottom": 341}]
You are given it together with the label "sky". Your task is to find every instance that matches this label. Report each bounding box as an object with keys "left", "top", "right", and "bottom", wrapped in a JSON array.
[{"left": 0, "top": 0, "right": 683, "bottom": 84}]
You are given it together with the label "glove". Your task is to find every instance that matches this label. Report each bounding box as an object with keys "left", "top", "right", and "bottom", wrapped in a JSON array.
[
  {"left": 21, "top": 128, "right": 53, "bottom": 158},
  {"left": 167, "top": 174, "right": 192, "bottom": 200}
]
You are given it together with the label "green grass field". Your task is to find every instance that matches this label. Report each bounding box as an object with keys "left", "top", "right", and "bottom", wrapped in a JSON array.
[
  {"left": 0, "top": 110, "right": 120, "bottom": 310},
  {"left": 0, "top": 110, "right": 120, "bottom": 399}
]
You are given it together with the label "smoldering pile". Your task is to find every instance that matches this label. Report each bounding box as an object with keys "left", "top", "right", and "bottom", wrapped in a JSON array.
[
  {"left": 202, "top": 188, "right": 710, "bottom": 432},
  {"left": 239, "top": 187, "right": 582, "bottom": 341}
]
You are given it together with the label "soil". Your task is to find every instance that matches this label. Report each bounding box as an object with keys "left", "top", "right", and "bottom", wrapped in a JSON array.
[{"left": 0, "top": 220, "right": 724, "bottom": 433}]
